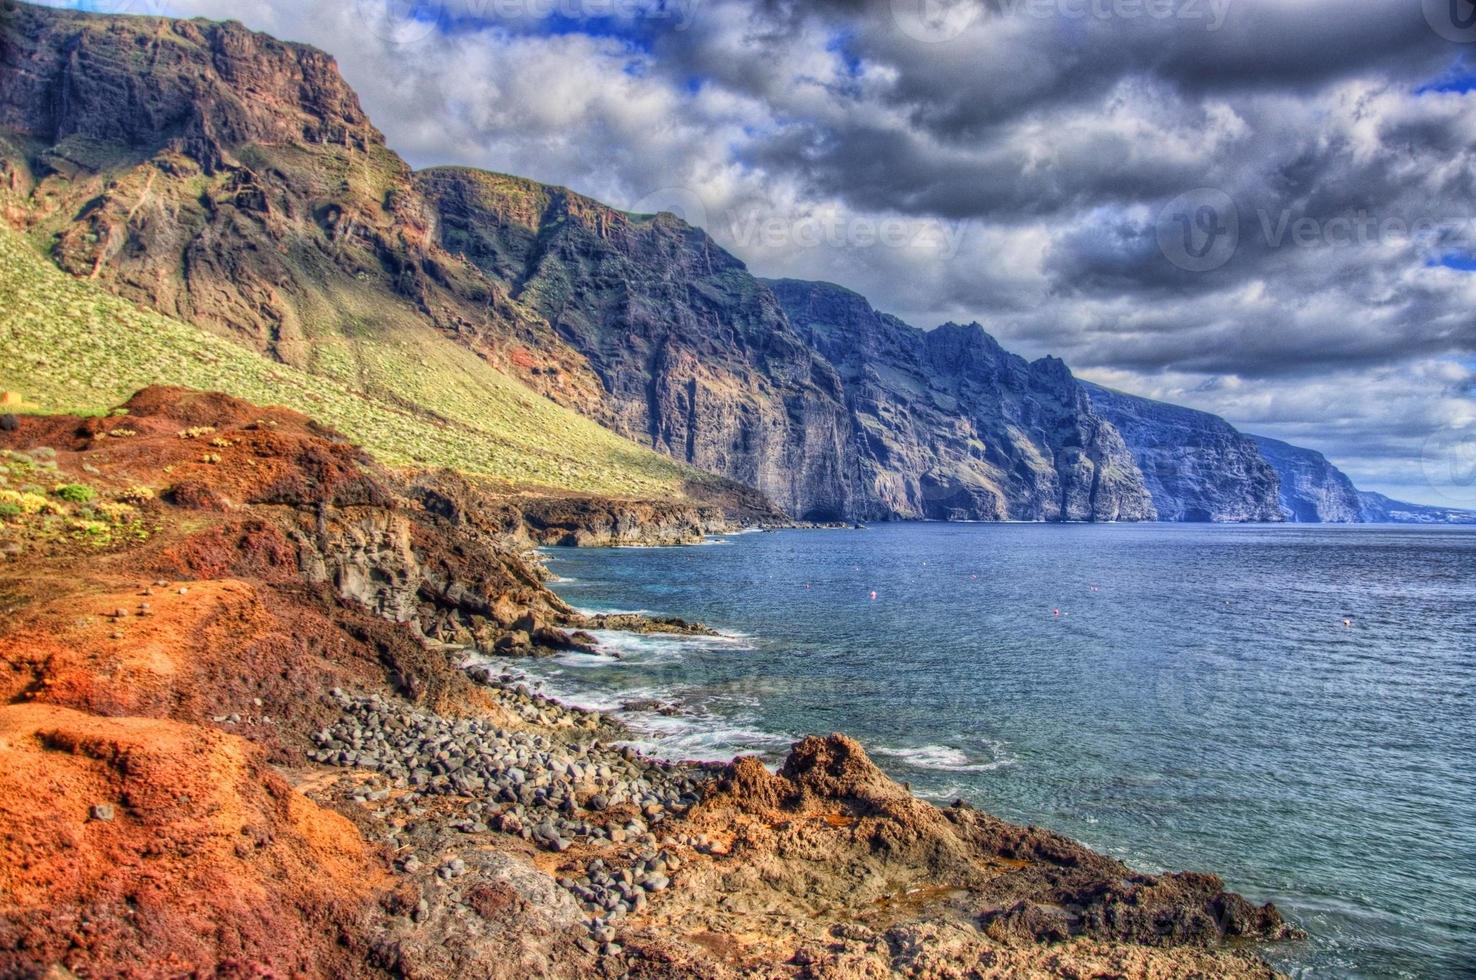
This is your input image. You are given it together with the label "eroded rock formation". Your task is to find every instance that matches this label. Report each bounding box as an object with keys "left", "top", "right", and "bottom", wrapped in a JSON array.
[
  {"left": 0, "top": 387, "right": 1299, "bottom": 977},
  {"left": 770, "top": 278, "right": 1155, "bottom": 521},
  {"left": 1083, "top": 383, "right": 1283, "bottom": 522},
  {"left": 1251, "top": 435, "right": 1363, "bottom": 523}
]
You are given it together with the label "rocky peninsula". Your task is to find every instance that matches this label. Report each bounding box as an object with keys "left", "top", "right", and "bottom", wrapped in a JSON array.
[{"left": 0, "top": 388, "right": 1298, "bottom": 977}]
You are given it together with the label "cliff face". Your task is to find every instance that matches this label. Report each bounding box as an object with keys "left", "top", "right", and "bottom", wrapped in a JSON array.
[
  {"left": 415, "top": 169, "right": 854, "bottom": 520},
  {"left": 0, "top": 2, "right": 606, "bottom": 404},
  {"left": 0, "top": 4, "right": 373, "bottom": 165},
  {"left": 768, "top": 279, "right": 1154, "bottom": 521},
  {"left": 1357, "top": 490, "right": 1476, "bottom": 525},
  {"left": 0, "top": 2, "right": 1372, "bottom": 526},
  {"left": 1082, "top": 384, "right": 1283, "bottom": 522},
  {"left": 1249, "top": 435, "right": 1363, "bottom": 523}
]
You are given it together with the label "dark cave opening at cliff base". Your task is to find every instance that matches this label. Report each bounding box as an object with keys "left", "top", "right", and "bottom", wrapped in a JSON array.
[{"left": 798, "top": 505, "right": 848, "bottom": 523}]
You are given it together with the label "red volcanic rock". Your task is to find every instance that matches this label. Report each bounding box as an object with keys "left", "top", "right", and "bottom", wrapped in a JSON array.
[
  {"left": 0, "top": 389, "right": 1297, "bottom": 978},
  {"left": 0, "top": 704, "right": 379, "bottom": 977}
]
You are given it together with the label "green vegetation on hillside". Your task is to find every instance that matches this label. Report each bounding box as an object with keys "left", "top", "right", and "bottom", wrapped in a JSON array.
[
  {"left": 0, "top": 225, "right": 698, "bottom": 498},
  {"left": 0, "top": 448, "right": 150, "bottom": 548}
]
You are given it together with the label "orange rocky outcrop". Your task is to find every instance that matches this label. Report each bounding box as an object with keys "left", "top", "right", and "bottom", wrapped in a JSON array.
[
  {"left": 0, "top": 388, "right": 1297, "bottom": 978},
  {"left": 0, "top": 704, "right": 377, "bottom": 977}
]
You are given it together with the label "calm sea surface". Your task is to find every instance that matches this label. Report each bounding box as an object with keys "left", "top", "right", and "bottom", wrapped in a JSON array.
[{"left": 518, "top": 524, "right": 1475, "bottom": 977}]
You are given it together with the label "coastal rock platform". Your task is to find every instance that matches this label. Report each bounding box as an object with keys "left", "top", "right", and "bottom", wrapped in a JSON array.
[{"left": 0, "top": 388, "right": 1296, "bottom": 978}]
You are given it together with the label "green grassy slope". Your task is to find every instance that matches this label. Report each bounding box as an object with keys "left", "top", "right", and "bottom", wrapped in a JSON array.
[{"left": 0, "top": 224, "right": 700, "bottom": 498}]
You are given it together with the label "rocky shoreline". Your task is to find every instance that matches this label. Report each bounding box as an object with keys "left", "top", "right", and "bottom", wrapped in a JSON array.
[{"left": 0, "top": 388, "right": 1299, "bottom": 978}]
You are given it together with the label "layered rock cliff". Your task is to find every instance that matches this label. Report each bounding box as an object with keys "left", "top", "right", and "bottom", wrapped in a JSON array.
[
  {"left": 1249, "top": 435, "right": 1363, "bottom": 523},
  {"left": 0, "top": 3, "right": 1151, "bottom": 523},
  {"left": 414, "top": 168, "right": 854, "bottom": 520},
  {"left": 1082, "top": 384, "right": 1283, "bottom": 522},
  {"left": 767, "top": 279, "right": 1154, "bottom": 521},
  {"left": 0, "top": 1, "right": 1422, "bottom": 527}
]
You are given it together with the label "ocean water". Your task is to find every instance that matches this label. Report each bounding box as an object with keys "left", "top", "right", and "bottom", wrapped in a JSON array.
[{"left": 520, "top": 523, "right": 1475, "bottom": 978}]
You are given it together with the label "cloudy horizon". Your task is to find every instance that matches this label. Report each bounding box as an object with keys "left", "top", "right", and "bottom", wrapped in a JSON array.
[{"left": 41, "top": 0, "right": 1476, "bottom": 507}]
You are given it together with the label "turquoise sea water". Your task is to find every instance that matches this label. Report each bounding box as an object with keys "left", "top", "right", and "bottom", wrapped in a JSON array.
[{"left": 519, "top": 524, "right": 1475, "bottom": 978}]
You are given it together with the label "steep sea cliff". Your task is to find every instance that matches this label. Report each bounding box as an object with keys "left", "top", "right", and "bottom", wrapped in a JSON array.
[
  {"left": 1249, "top": 435, "right": 1363, "bottom": 523},
  {"left": 1082, "top": 383, "right": 1283, "bottom": 522},
  {"left": 767, "top": 278, "right": 1154, "bottom": 522}
]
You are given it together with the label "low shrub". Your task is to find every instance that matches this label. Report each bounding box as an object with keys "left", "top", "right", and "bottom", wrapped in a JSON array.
[
  {"left": 53, "top": 483, "right": 96, "bottom": 504},
  {"left": 115, "top": 485, "right": 155, "bottom": 505},
  {"left": 67, "top": 518, "right": 111, "bottom": 540},
  {"left": 0, "top": 489, "right": 60, "bottom": 516},
  {"left": 94, "top": 502, "right": 138, "bottom": 525}
]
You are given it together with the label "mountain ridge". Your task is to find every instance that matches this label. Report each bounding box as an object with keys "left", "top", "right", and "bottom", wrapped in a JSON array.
[
  {"left": 1, "top": 0, "right": 1466, "bottom": 525},
  {"left": 1248, "top": 434, "right": 1363, "bottom": 523},
  {"left": 766, "top": 277, "right": 1155, "bottom": 522},
  {"left": 0, "top": 0, "right": 1149, "bottom": 523}
]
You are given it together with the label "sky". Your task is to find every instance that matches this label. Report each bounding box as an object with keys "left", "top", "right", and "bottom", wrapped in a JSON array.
[{"left": 44, "top": 0, "right": 1476, "bottom": 507}]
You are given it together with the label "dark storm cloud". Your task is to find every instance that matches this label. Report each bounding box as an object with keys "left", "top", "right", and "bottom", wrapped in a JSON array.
[
  {"left": 707, "top": 4, "right": 1467, "bottom": 227},
  {"left": 689, "top": 1, "right": 1449, "bottom": 141}
]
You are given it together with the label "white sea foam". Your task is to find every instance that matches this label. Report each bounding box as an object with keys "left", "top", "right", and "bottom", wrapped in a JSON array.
[
  {"left": 875, "top": 742, "right": 1015, "bottom": 773},
  {"left": 487, "top": 665, "right": 632, "bottom": 712},
  {"left": 498, "top": 634, "right": 787, "bottom": 764},
  {"left": 617, "top": 712, "right": 793, "bottom": 764},
  {"left": 512, "top": 668, "right": 790, "bottom": 764},
  {"left": 580, "top": 629, "right": 755, "bottom": 660},
  {"left": 913, "top": 782, "right": 970, "bottom": 802},
  {"left": 570, "top": 605, "right": 653, "bottom": 617}
]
